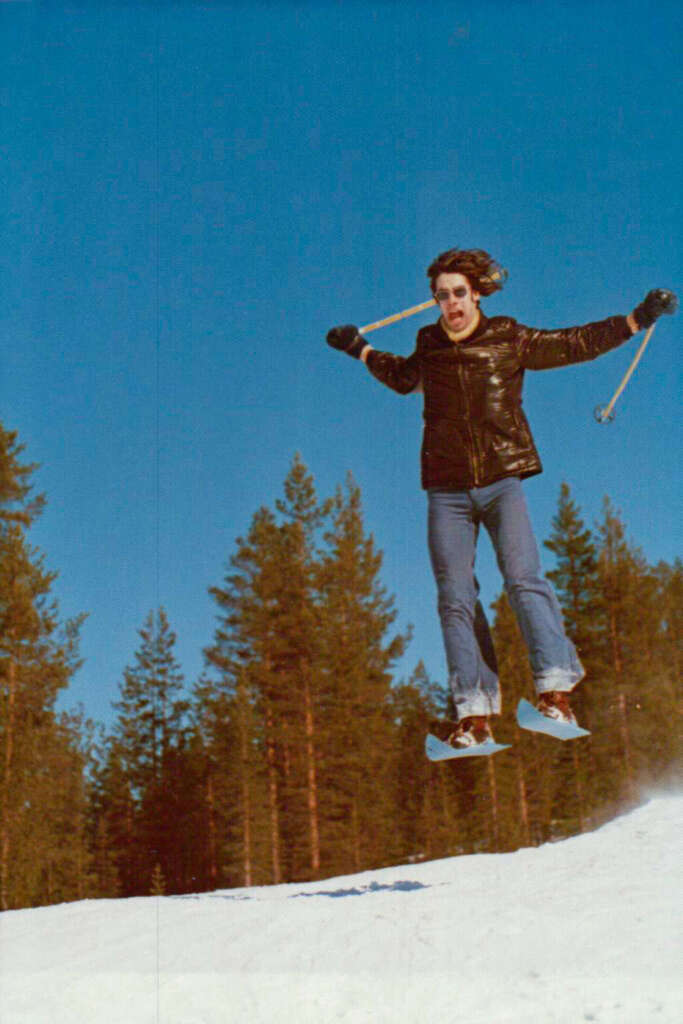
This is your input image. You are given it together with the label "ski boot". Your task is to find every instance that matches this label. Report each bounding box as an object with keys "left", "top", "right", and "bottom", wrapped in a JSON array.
[
  {"left": 445, "top": 715, "right": 494, "bottom": 749},
  {"left": 537, "top": 690, "right": 577, "bottom": 726}
]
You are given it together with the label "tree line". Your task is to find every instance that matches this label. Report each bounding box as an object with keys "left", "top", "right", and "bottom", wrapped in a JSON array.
[{"left": 0, "top": 419, "right": 680, "bottom": 910}]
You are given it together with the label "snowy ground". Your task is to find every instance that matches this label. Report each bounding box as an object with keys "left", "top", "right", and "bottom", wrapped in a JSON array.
[{"left": 1, "top": 794, "right": 681, "bottom": 1024}]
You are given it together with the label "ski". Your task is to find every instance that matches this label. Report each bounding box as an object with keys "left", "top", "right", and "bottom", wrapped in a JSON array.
[
  {"left": 425, "top": 733, "right": 510, "bottom": 761},
  {"left": 516, "top": 698, "right": 590, "bottom": 741}
]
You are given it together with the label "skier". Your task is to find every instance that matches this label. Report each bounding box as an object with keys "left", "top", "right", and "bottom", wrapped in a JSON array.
[{"left": 326, "top": 248, "right": 677, "bottom": 749}]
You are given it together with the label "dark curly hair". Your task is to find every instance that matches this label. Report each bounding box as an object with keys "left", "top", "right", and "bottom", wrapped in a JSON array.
[{"left": 426, "top": 248, "right": 508, "bottom": 296}]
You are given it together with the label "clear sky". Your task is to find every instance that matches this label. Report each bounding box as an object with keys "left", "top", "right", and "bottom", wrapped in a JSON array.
[{"left": 2, "top": 0, "right": 681, "bottom": 729}]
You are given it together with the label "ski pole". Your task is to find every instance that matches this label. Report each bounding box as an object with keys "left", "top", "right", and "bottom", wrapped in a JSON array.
[
  {"left": 594, "top": 323, "right": 656, "bottom": 423},
  {"left": 360, "top": 298, "right": 437, "bottom": 335},
  {"left": 359, "top": 269, "right": 507, "bottom": 335}
]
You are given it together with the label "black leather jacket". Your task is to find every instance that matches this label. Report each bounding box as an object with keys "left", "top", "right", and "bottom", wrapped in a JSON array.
[{"left": 365, "top": 312, "right": 633, "bottom": 489}]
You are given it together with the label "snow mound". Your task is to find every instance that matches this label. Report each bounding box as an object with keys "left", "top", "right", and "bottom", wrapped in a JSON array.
[{"left": 1, "top": 794, "right": 681, "bottom": 1024}]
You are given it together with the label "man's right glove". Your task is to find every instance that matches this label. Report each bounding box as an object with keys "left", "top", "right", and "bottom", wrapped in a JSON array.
[
  {"left": 632, "top": 289, "right": 679, "bottom": 330},
  {"left": 326, "top": 325, "right": 369, "bottom": 359}
]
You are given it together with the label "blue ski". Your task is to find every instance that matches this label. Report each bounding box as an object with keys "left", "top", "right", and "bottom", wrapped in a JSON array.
[
  {"left": 516, "top": 698, "right": 590, "bottom": 741},
  {"left": 425, "top": 733, "right": 510, "bottom": 761}
]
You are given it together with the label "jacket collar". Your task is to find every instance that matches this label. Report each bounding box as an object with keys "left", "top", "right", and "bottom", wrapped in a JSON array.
[{"left": 430, "top": 312, "right": 490, "bottom": 347}]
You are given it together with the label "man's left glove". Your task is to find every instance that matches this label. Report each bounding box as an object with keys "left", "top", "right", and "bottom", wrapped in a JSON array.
[
  {"left": 326, "top": 325, "right": 369, "bottom": 359},
  {"left": 632, "top": 289, "right": 679, "bottom": 330}
]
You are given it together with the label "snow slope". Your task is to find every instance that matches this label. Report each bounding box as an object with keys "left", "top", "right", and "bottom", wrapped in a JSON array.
[{"left": 1, "top": 795, "right": 681, "bottom": 1024}]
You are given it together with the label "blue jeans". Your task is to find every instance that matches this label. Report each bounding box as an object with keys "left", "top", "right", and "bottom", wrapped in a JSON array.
[{"left": 427, "top": 477, "right": 584, "bottom": 718}]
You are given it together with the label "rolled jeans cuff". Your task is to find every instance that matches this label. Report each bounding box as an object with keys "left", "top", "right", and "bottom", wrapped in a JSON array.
[
  {"left": 535, "top": 664, "right": 585, "bottom": 695},
  {"left": 451, "top": 678, "right": 501, "bottom": 718}
]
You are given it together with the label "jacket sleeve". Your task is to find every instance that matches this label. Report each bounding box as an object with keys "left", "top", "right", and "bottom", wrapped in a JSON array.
[
  {"left": 515, "top": 316, "right": 633, "bottom": 370},
  {"left": 364, "top": 346, "right": 422, "bottom": 394}
]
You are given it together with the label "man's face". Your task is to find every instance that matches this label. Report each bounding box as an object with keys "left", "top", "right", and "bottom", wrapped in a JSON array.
[{"left": 434, "top": 272, "right": 480, "bottom": 333}]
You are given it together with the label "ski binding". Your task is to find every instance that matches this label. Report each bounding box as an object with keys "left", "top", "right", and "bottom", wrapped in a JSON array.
[
  {"left": 516, "top": 698, "right": 590, "bottom": 741},
  {"left": 425, "top": 733, "right": 510, "bottom": 761}
]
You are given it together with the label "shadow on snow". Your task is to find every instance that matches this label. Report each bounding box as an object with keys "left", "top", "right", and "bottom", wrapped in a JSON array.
[
  {"left": 171, "top": 879, "right": 434, "bottom": 901},
  {"left": 290, "top": 880, "right": 431, "bottom": 899}
]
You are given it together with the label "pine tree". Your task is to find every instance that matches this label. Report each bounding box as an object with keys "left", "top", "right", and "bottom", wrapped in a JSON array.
[
  {"left": 112, "top": 609, "right": 187, "bottom": 793},
  {"left": 655, "top": 559, "right": 682, "bottom": 693},
  {"left": 202, "top": 458, "right": 410, "bottom": 884},
  {"left": 88, "top": 735, "right": 134, "bottom": 897},
  {"left": 593, "top": 499, "right": 645, "bottom": 803},
  {"left": 317, "top": 473, "right": 409, "bottom": 874},
  {"left": 108, "top": 607, "right": 189, "bottom": 894},
  {"left": 389, "top": 662, "right": 453, "bottom": 861},
  {"left": 488, "top": 593, "right": 544, "bottom": 847},
  {"left": 205, "top": 457, "right": 339, "bottom": 883},
  {"left": 0, "top": 422, "right": 85, "bottom": 909},
  {"left": 39, "top": 709, "right": 95, "bottom": 905},
  {"left": 273, "top": 455, "right": 332, "bottom": 879},
  {"left": 544, "top": 482, "right": 602, "bottom": 667},
  {"left": 592, "top": 502, "right": 681, "bottom": 804},
  {"left": 541, "top": 483, "right": 601, "bottom": 830},
  {"left": 204, "top": 503, "right": 289, "bottom": 885},
  {"left": 192, "top": 666, "right": 271, "bottom": 889},
  {"left": 644, "top": 560, "right": 683, "bottom": 778}
]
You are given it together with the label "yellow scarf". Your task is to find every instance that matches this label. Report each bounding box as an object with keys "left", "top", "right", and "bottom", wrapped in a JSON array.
[{"left": 440, "top": 308, "right": 481, "bottom": 343}]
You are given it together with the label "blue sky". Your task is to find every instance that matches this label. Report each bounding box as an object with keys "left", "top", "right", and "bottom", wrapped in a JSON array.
[{"left": 2, "top": 0, "right": 681, "bottom": 729}]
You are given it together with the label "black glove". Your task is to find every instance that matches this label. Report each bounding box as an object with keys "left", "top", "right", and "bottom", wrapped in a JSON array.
[
  {"left": 326, "top": 325, "right": 368, "bottom": 359},
  {"left": 632, "top": 289, "right": 679, "bottom": 330}
]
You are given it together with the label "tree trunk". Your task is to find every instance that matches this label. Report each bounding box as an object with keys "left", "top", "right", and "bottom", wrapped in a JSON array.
[
  {"left": 572, "top": 746, "right": 586, "bottom": 832},
  {"left": 265, "top": 705, "right": 281, "bottom": 884},
  {"left": 516, "top": 757, "right": 531, "bottom": 847},
  {"left": 77, "top": 842, "right": 84, "bottom": 901},
  {"left": 617, "top": 691, "right": 634, "bottom": 800},
  {"left": 487, "top": 758, "right": 500, "bottom": 851},
  {"left": 609, "top": 607, "right": 634, "bottom": 799},
  {"left": 438, "top": 767, "right": 456, "bottom": 854},
  {"left": 303, "top": 677, "right": 320, "bottom": 875},
  {"left": 0, "top": 657, "right": 17, "bottom": 911},
  {"left": 237, "top": 701, "right": 253, "bottom": 887},
  {"left": 206, "top": 774, "right": 218, "bottom": 888},
  {"left": 351, "top": 795, "right": 361, "bottom": 872}
]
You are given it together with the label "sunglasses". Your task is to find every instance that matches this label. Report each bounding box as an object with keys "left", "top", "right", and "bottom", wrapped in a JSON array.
[{"left": 434, "top": 286, "right": 470, "bottom": 302}]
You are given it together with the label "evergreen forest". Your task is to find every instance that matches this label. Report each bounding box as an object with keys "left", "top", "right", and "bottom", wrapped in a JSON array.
[{"left": 0, "top": 419, "right": 680, "bottom": 910}]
